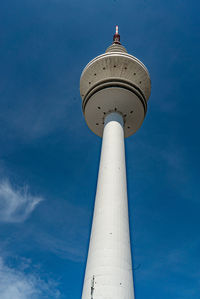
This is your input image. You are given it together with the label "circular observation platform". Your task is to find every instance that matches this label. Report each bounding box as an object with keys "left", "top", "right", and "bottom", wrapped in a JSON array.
[{"left": 80, "top": 42, "right": 151, "bottom": 138}]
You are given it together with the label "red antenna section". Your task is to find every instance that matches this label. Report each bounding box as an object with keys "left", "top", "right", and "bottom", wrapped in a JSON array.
[{"left": 113, "top": 25, "right": 121, "bottom": 44}]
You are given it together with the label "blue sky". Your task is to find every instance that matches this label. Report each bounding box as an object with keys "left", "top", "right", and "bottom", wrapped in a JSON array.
[{"left": 0, "top": 0, "right": 199, "bottom": 298}]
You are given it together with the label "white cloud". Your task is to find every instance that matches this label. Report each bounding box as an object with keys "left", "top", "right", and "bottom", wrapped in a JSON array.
[
  {"left": 0, "top": 256, "right": 60, "bottom": 299},
  {"left": 0, "top": 180, "right": 43, "bottom": 223}
]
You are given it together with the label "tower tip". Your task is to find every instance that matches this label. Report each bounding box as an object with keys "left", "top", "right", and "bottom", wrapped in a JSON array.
[{"left": 113, "top": 25, "right": 120, "bottom": 44}]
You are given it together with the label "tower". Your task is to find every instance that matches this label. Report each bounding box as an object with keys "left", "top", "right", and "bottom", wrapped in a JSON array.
[{"left": 80, "top": 26, "right": 151, "bottom": 299}]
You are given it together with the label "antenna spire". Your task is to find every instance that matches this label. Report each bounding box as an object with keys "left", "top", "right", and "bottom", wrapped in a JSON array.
[{"left": 113, "top": 25, "right": 121, "bottom": 44}]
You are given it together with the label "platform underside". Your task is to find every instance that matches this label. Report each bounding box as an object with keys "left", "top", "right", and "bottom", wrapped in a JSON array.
[{"left": 83, "top": 86, "right": 146, "bottom": 138}]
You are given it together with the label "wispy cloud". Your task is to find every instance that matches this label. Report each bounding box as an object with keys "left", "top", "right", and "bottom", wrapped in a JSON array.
[
  {"left": 0, "top": 180, "right": 43, "bottom": 223},
  {"left": 134, "top": 243, "right": 200, "bottom": 298},
  {"left": 0, "top": 256, "right": 60, "bottom": 299},
  {"left": 34, "top": 200, "right": 90, "bottom": 262},
  {"left": 36, "top": 232, "right": 87, "bottom": 262}
]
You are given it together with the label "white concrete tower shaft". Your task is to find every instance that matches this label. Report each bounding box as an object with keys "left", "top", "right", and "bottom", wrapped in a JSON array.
[{"left": 82, "top": 112, "right": 134, "bottom": 299}]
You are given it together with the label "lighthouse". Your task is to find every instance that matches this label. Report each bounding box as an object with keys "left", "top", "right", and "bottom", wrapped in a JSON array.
[{"left": 80, "top": 26, "right": 151, "bottom": 299}]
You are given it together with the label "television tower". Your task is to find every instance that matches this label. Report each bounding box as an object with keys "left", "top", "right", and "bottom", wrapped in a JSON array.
[{"left": 80, "top": 26, "right": 151, "bottom": 299}]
